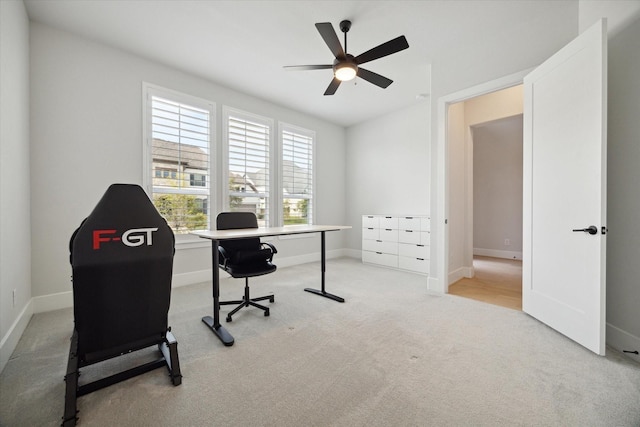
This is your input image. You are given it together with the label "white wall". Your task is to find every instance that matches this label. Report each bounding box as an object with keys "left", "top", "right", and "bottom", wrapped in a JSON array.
[
  {"left": 345, "top": 100, "right": 430, "bottom": 252},
  {"left": 472, "top": 115, "right": 523, "bottom": 258},
  {"left": 605, "top": 14, "right": 640, "bottom": 362},
  {"left": 0, "top": 0, "right": 32, "bottom": 372},
  {"left": 29, "top": 22, "right": 347, "bottom": 307}
]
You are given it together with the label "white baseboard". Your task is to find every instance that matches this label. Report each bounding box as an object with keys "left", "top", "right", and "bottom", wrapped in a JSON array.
[
  {"left": 172, "top": 269, "right": 214, "bottom": 287},
  {"left": 606, "top": 322, "right": 640, "bottom": 364},
  {"left": 0, "top": 299, "right": 34, "bottom": 374},
  {"left": 7, "top": 249, "right": 355, "bottom": 317},
  {"left": 448, "top": 266, "right": 473, "bottom": 285},
  {"left": 428, "top": 276, "right": 445, "bottom": 294},
  {"left": 32, "top": 290, "right": 73, "bottom": 313},
  {"left": 474, "top": 248, "right": 522, "bottom": 260}
]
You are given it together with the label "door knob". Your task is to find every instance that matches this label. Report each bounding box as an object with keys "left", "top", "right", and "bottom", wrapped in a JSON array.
[{"left": 572, "top": 226, "right": 598, "bottom": 235}]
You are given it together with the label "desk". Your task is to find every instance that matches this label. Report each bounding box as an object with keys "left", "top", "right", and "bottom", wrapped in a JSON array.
[{"left": 192, "top": 224, "right": 351, "bottom": 346}]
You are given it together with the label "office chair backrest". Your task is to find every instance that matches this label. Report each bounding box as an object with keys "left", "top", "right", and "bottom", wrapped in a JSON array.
[
  {"left": 69, "top": 184, "right": 175, "bottom": 364},
  {"left": 216, "top": 212, "right": 262, "bottom": 255}
]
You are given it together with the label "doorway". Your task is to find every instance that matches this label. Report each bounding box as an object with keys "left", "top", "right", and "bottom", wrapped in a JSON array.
[{"left": 440, "top": 83, "right": 524, "bottom": 310}]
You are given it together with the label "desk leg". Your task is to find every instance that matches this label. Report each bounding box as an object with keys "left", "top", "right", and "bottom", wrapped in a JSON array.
[
  {"left": 202, "top": 239, "right": 235, "bottom": 346},
  {"left": 304, "top": 231, "right": 345, "bottom": 303}
]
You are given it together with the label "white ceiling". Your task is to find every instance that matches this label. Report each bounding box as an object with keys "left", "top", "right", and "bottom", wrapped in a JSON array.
[{"left": 24, "top": 0, "right": 575, "bottom": 127}]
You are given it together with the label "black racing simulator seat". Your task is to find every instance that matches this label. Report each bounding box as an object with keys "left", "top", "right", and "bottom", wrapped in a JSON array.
[{"left": 63, "top": 184, "right": 181, "bottom": 427}]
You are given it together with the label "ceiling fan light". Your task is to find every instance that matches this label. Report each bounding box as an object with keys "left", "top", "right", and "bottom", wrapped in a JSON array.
[{"left": 335, "top": 63, "right": 357, "bottom": 81}]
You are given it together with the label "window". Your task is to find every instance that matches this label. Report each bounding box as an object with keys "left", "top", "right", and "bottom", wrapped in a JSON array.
[
  {"left": 280, "top": 124, "right": 314, "bottom": 225},
  {"left": 143, "top": 84, "right": 215, "bottom": 235},
  {"left": 223, "top": 107, "right": 273, "bottom": 227}
]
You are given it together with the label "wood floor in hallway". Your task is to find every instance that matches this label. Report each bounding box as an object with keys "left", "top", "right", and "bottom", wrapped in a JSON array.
[{"left": 448, "top": 256, "right": 522, "bottom": 311}]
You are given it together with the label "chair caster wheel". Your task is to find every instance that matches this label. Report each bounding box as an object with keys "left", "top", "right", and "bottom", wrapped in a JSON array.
[
  {"left": 269, "top": 296, "right": 275, "bottom": 303},
  {"left": 226, "top": 316, "right": 232, "bottom": 322},
  {"left": 264, "top": 310, "right": 270, "bottom": 317}
]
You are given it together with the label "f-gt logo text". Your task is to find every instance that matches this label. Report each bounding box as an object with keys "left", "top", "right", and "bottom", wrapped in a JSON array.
[{"left": 93, "top": 228, "right": 159, "bottom": 250}]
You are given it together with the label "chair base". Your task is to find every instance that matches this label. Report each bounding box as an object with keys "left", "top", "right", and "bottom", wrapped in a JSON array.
[
  {"left": 62, "top": 329, "right": 181, "bottom": 426},
  {"left": 220, "top": 278, "right": 274, "bottom": 322}
]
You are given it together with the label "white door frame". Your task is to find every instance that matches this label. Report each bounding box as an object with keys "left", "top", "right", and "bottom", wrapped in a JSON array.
[{"left": 434, "top": 69, "right": 532, "bottom": 294}]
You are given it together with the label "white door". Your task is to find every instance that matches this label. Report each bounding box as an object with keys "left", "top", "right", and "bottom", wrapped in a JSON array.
[{"left": 523, "top": 19, "right": 607, "bottom": 355}]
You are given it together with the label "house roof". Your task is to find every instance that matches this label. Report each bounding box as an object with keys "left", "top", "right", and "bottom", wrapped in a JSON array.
[{"left": 152, "top": 139, "right": 208, "bottom": 171}]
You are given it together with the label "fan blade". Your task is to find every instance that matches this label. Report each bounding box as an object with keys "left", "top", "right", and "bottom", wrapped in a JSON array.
[
  {"left": 357, "top": 68, "right": 393, "bottom": 89},
  {"left": 315, "top": 22, "right": 345, "bottom": 59},
  {"left": 324, "top": 77, "right": 341, "bottom": 96},
  {"left": 355, "top": 35, "right": 409, "bottom": 65},
  {"left": 284, "top": 65, "right": 333, "bottom": 71}
]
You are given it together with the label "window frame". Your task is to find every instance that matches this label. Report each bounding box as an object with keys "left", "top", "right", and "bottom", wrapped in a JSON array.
[{"left": 142, "top": 82, "right": 216, "bottom": 246}]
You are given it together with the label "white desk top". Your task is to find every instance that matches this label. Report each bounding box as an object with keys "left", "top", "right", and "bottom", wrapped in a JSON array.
[{"left": 191, "top": 224, "right": 351, "bottom": 240}]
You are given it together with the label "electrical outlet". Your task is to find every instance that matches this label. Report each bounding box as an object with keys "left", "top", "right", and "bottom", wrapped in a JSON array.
[{"left": 504, "top": 238, "right": 511, "bottom": 246}]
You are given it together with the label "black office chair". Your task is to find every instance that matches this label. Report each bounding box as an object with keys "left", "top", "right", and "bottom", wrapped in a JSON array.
[
  {"left": 217, "top": 212, "right": 277, "bottom": 322},
  {"left": 63, "top": 184, "right": 181, "bottom": 427}
]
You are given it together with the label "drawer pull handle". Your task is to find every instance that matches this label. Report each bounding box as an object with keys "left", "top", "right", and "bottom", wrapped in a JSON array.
[
  {"left": 417, "top": 258, "right": 425, "bottom": 261},
  {"left": 385, "top": 228, "right": 392, "bottom": 231},
  {"left": 385, "top": 216, "right": 392, "bottom": 218},
  {"left": 417, "top": 244, "right": 424, "bottom": 247},
  {"left": 376, "top": 240, "right": 382, "bottom": 243},
  {"left": 367, "top": 227, "right": 374, "bottom": 230},
  {"left": 376, "top": 252, "right": 383, "bottom": 254},
  {"left": 405, "top": 230, "right": 413, "bottom": 232}
]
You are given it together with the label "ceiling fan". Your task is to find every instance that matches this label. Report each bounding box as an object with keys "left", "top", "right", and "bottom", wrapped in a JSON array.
[{"left": 284, "top": 20, "right": 409, "bottom": 96}]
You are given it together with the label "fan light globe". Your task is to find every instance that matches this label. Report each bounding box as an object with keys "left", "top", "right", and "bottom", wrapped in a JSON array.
[{"left": 335, "top": 63, "right": 357, "bottom": 81}]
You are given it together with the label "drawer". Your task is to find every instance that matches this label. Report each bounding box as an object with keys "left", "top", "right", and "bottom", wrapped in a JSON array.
[
  {"left": 379, "top": 216, "right": 399, "bottom": 229},
  {"left": 362, "top": 227, "right": 379, "bottom": 240},
  {"left": 399, "top": 256, "right": 430, "bottom": 274},
  {"left": 398, "top": 229, "right": 420, "bottom": 244},
  {"left": 421, "top": 217, "right": 431, "bottom": 232},
  {"left": 362, "top": 215, "right": 379, "bottom": 228},
  {"left": 398, "top": 216, "right": 421, "bottom": 231},
  {"left": 363, "top": 251, "right": 398, "bottom": 268},
  {"left": 379, "top": 228, "right": 398, "bottom": 242},
  {"left": 363, "top": 239, "right": 398, "bottom": 255},
  {"left": 398, "top": 243, "right": 429, "bottom": 259},
  {"left": 420, "top": 231, "right": 431, "bottom": 245}
]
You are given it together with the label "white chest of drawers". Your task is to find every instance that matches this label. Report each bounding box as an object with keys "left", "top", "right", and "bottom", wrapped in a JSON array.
[{"left": 362, "top": 214, "right": 430, "bottom": 275}]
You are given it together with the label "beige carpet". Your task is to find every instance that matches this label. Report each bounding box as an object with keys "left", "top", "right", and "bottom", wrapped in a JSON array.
[{"left": 1, "top": 258, "right": 639, "bottom": 426}]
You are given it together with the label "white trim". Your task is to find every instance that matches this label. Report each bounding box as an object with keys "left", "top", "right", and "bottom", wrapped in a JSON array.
[
  {"left": 171, "top": 269, "right": 215, "bottom": 287},
  {"left": 436, "top": 69, "right": 532, "bottom": 295},
  {"left": 473, "top": 248, "right": 523, "bottom": 260},
  {"left": 32, "top": 290, "right": 73, "bottom": 313},
  {"left": 448, "top": 266, "right": 474, "bottom": 285},
  {"left": 606, "top": 323, "right": 640, "bottom": 364},
  {"left": 0, "top": 299, "right": 33, "bottom": 374}
]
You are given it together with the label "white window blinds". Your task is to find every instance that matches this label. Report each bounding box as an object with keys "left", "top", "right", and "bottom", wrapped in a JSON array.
[
  {"left": 226, "top": 112, "right": 271, "bottom": 226},
  {"left": 148, "top": 93, "right": 212, "bottom": 234},
  {"left": 281, "top": 128, "right": 314, "bottom": 225}
]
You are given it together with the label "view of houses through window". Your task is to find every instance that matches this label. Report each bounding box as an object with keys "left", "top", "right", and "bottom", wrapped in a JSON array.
[
  {"left": 144, "top": 84, "right": 314, "bottom": 235},
  {"left": 281, "top": 126, "right": 313, "bottom": 225},
  {"left": 148, "top": 94, "right": 211, "bottom": 234},
  {"left": 226, "top": 112, "right": 271, "bottom": 227}
]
